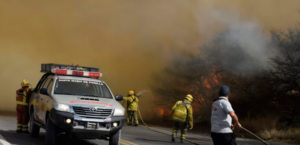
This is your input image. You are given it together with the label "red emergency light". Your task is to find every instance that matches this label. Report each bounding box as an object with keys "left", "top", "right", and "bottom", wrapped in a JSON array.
[{"left": 51, "top": 69, "right": 102, "bottom": 78}]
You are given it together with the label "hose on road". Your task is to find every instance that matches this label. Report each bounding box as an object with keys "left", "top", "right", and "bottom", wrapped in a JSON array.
[
  {"left": 240, "top": 127, "right": 269, "bottom": 145},
  {"left": 137, "top": 106, "right": 203, "bottom": 145}
]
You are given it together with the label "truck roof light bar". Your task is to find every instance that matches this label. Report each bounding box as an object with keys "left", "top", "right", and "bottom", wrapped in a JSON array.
[{"left": 41, "top": 63, "right": 102, "bottom": 78}]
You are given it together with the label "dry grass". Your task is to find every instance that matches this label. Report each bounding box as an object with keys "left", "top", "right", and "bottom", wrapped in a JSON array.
[
  {"left": 240, "top": 115, "right": 278, "bottom": 132},
  {"left": 259, "top": 128, "right": 300, "bottom": 143},
  {"left": 237, "top": 115, "right": 300, "bottom": 143}
]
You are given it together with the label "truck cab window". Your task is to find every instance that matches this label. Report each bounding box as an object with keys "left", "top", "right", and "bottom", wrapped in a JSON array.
[
  {"left": 42, "top": 78, "right": 51, "bottom": 89},
  {"left": 47, "top": 80, "right": 54, "bottom": 94}
]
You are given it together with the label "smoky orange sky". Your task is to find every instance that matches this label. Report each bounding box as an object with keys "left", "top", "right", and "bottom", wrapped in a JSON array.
[{"left": 0, "top": 0, "right": 299, "bottom": 115}]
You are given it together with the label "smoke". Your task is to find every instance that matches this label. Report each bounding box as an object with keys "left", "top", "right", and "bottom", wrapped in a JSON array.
[
  {"left": 0, "top": 0, "right": 299, "bottom": 120},
  {"left": 198, "top": 10, "right": 272, "bottom": 75},
  {"left": 0, "top": 0, "right": 201, "bottom": 114}
]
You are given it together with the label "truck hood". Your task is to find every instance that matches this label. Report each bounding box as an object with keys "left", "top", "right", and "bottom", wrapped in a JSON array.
[{"left": 52, "top": 95, "right": 124, "bottom": 109}]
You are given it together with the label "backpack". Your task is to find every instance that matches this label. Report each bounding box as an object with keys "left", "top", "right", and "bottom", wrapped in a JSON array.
[{"left": 172, "top": 101, "right": 189, "bottom": 122}]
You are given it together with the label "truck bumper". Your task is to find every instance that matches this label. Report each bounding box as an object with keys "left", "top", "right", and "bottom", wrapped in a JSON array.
[{"left": 49, "top": 109, "right": 125, "bottom": 138}]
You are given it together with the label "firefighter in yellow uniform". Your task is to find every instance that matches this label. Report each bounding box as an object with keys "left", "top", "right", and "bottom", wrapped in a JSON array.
[
  {"left": 171, "top": 94, "right": 193, "bottom": 143},
  {"left": 123, "top": 90, "right": 140, "bottom": 126},
  {"left": 16, "top": 80, "right": 34, "bottom": 133}
]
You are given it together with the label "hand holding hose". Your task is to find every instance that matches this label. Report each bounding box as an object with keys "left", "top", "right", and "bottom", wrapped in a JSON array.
[
  {"left": 234, "top": 122, "right": 242, "bottom": 128},
  {"left": 231, "top": 124, "right": 235, "bottom": 130}
]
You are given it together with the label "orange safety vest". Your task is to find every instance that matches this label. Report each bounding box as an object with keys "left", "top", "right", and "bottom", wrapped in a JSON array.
[{"left": 16, "top": 88, "right": 31, "bottom": 106}]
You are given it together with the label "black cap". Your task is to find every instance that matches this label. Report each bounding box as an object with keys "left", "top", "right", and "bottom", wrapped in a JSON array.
[{"left": 219, "top": 85, "right": 230, "bottom": 96}]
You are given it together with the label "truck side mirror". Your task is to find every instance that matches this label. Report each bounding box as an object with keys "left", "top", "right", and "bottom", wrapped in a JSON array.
[
  {"left": 40, "top": 88, "right": 49, "bottom": 95},
  {"left": 115, "top": 94, "right": 123, "bottom": 101}
]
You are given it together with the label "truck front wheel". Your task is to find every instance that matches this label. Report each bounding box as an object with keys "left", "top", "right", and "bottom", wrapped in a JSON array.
[
  {"left": 45, "top": 118, "right": 57, "bottom": 145},
  {"left": 29, "top": 111, "right": 40, "bottom": 137},
  {"left": 109, "top": 130, "right": 121, "bottom": 145}
]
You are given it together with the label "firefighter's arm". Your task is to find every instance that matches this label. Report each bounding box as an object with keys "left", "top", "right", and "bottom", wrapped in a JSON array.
[
  {"left": 27, "top": 88, "right": 34, "bottom": 98},
  {"left": 187, "top": 105, "right": 193, "bottom": 129},
  {"left": 123, "top": 97, "right": 130, "bottom": 101},
  {"left": 16, "top": 91, "right": 18, "bottom": 100},
  {"left": 172, "top": 101, "right": 179, "bottom": 112}
]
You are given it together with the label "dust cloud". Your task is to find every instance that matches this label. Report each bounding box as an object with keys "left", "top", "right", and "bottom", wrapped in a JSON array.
[{"left": 0, "top": 1, "right": 299, "bottom": 120}]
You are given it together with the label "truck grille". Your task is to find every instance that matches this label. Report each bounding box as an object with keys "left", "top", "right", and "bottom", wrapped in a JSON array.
[{"left": 72, "top": 106, "right": 113, "bottom": 119}]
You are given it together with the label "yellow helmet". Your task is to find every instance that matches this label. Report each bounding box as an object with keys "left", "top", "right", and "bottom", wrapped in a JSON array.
[
  {"left": 21, "top": 79, "right": 30, "bottom": 87},
  {"left": 128, "top": 90, "right": 135, "bottom": 96},
  {"left": 185, "top": 94, "right": 193, "bottom": 102}
]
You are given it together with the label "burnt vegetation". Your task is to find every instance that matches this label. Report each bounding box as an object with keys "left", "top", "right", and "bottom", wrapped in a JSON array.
[{"left": 150, "top": 25, "right": 300, "bottom": 134}]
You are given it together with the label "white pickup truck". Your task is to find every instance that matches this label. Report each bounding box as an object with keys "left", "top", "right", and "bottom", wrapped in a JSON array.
[{"left": 28, "top": 63, "right": 125, "bottom": 145}]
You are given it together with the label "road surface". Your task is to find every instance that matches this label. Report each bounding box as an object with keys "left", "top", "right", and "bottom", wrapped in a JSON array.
[{"left": 0, "top": 115, "right": 295, "bottom": 145}]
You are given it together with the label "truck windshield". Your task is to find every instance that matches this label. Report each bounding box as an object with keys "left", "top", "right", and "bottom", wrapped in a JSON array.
[{"left": 54, "top": 79, "right": 113, "bottom": 99}]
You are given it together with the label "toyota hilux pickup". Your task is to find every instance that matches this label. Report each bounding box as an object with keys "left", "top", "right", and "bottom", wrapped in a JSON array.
[{"left": 28, "top": 63, "right": 125, "bottom": 145}]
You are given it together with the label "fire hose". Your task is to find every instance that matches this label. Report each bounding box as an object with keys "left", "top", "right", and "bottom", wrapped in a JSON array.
[
  {"left": 122, "top": 90, "right": 269, "bottom": 145},
  {"left": 240, "top": 127, "right": 269, "bottom": 145}
]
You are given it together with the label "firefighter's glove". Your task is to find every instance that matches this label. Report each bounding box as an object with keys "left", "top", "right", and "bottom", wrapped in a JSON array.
[{"left": 188, "top": 125, "right": 193, "bottom": 130}]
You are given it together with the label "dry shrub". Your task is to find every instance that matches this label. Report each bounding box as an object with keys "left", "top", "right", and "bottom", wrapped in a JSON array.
[{"left": 259, "top": 128, "right": 300, "bottom": 143}]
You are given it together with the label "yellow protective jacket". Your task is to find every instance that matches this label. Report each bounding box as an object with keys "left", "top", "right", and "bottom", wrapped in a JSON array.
[
  {"left": 172, "top": 100, "right": 193, "bottom": 128},
  {"left": 123, "top": 95, "right": 139, "bottom": 111},
  {"left": 16, "top": 87, "right": 35, "bottom": 106}
]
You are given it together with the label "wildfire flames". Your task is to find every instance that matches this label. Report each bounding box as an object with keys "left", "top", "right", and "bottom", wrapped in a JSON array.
[
  {"left": 154, "top": 73, "right": 224, "bottom": 118},
  {"left": 154, "top": 106, "right": 172, "bottom": 118}
]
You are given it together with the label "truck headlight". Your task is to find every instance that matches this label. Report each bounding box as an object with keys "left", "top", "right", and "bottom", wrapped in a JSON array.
[
  {"left": 113, "top": 109, "right": 124, "bottom": 116},
  {"left": 54, "top": 103, "right": 70, "bottom": 112}
]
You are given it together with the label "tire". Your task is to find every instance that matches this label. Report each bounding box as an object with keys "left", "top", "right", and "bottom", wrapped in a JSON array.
[
  {"left": 45, "top": 118, "right": 57, "bottom": 145},
  {"left": 29, "top": 112, "right": 40, "bottom": 137},
  {"left": 109, "top": 130, "right": 121, "bottom": 145}
]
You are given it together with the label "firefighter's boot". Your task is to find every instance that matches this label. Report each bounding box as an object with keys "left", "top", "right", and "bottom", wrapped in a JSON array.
[
  {"left": 171, "top": 135, "right": 175, "bottom": 142},
  {"left": 22, "top": 125, "right": 29, "bottom": 133},
  {"left": 16, "top": 124, "right": 22, "bottom": 133},
  {"left": 180, "top": 134, "right": 186, "bottom": 143},
  {"left": 171, "top": 130, "right": 176, "bottom": 142}
]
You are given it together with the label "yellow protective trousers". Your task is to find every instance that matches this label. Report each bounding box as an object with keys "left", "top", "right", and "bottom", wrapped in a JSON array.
[{"left": 127, "top": 111, "right": 138, "bottom": 125}]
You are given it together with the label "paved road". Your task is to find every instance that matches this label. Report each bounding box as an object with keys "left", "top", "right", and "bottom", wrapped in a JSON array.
[{"left": 0, "top": 115, "right": 295, "bottom": 145}]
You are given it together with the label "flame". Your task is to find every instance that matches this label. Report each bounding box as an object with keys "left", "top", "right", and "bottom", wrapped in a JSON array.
[
  {"left": 203, "top": 79, "right": 211, "bottom": 88},
  {"left": 291, "top": 90, "right": 299, "bottom": 94},
  {"left": 154, "top": 106, "right": 172, "bottom": 117},
  {"left": 212, "top": 73, "right": 219, "bottom": 84},
  {"left": 159, "top": 109, "right": 164, "bottom": 115}
]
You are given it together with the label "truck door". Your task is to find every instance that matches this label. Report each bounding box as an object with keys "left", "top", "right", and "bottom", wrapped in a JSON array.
[
  {"left": 37, "top": 78, "right": 51, "bottom": 123},
  {"left": 40, "top": 78, "right": 54, "bottom": 125}
]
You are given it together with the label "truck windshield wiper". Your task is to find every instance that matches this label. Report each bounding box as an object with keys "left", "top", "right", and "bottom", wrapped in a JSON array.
[
  {"left": 56, "top": 93, "right": 76, "bottom": 95},
  {"left": 80, "top": 94, "right": 102, "bottom": 97}
]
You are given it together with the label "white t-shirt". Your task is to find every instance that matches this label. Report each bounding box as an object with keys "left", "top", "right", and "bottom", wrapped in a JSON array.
[{"left": 211, "top": 97, "right": 234, "bottom": 133}]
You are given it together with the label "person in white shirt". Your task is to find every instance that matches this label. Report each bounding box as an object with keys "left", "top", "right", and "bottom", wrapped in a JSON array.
[{"left": 211, "top": 85, "right": 242, "bottom": 145}]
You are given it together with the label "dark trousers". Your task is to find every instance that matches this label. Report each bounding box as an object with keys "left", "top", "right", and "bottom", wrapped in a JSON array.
[{"left": 211, "top": 132, "right": 237, "bottom": 145}]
